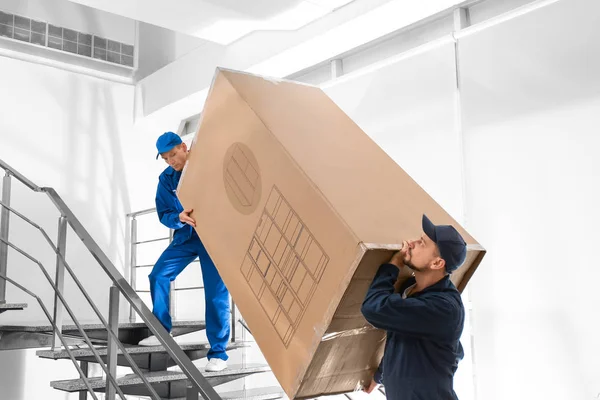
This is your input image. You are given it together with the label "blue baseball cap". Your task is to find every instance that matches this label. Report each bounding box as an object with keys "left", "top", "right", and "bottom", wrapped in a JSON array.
[
  {"left": 422, "top": 214, "right": 467, "bottom": 273},
  {"left": 155, "top": 131, "right": 182, "bottom": 159}
]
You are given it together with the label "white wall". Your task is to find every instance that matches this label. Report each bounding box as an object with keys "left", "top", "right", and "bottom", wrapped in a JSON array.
[
  {"left": 0, "top": 55, "right": 136, "bottom": 399},
  {"left": 0, "top": 0, "right": 135, "bottom": 44},
  {"left": 136, "top": 22, "right": 207, "bottom": 81},
  {"left": 136, "top": 22, "right": 177, "bottom": 80},
  {"left": 459, "top": 0, "right": 600, "bottom": 399},
  {"left": 322, "top": 0, "right": 600, "bottom": 399}
]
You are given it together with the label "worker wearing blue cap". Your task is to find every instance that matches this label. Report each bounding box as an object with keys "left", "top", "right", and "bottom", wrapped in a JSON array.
[
  {"left": 138, "top": 131, "right": 230, "bottom": 373},
  {"left": 361, "top": 214, "right": 468, "bottom": 400}
]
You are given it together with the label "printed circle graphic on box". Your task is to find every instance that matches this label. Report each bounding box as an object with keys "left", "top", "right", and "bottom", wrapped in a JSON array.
[{"left": 223, "top": 142, "right": 262, "bottom": 214}]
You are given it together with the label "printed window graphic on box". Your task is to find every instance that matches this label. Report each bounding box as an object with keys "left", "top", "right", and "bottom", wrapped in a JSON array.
[{"left": 241, "top": 186, "right": 329, "bottom": 347}]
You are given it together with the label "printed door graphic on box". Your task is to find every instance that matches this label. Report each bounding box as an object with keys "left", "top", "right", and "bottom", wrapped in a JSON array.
[{"left": 241, "top": 186, "right": 329, "bottom": 347}]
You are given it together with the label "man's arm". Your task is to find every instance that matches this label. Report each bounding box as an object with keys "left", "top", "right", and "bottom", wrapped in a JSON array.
[
  {"left": 155, "top": 179, "right": 186, "bottom": 230},
  {"left": 361, "top": 264, "right": 458, "bottom": 339}
]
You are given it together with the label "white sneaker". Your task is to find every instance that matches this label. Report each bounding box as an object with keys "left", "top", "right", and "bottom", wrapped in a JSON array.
[
  {"left": 138, "top": 335, "right": 162, "bottom": 346},
  {"left": 205, "top": 358, "right": 227, "bottom": 372},
  {"left": 138, "top": 333, "right": 185, "bottom": 346}
]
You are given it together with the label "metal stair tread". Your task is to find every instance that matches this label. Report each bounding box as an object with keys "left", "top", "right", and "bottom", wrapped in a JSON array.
[
  {"left": 0, "top": 320, "right": 205, "bottom": 332},
  {"left": 0, "top": 303, "right": 27, "bottom": 310},
  {"left": 169, "top": 386, "right": 286, "bottom": 400},
  {"left": 36, "top": 341, "right": 251, "bottom": 359},
  {"left": 50, "top": 363, "right": 271, "bottom": 392}
]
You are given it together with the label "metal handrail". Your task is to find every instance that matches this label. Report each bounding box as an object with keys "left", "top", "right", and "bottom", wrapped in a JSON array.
[
  {"left": 134, "top": 236, "right": 171, "bottom": 245},
  {"left": 0, "top": 159, "right": 41, "bottom": 192},
  {"left": 125, "top": 208, "right": 238, "bottom": 343},
  {"left": 0, "top": 274, "right": 100, "bottom": 399},
  {"left": 0, "top": 205, "right": 161, "bottom": 399},
  {"left": 126, "top": 207, "right": 157, "bottom": 218},
  {"left": 0, "top": 160, "right": 221, "bottom": 400},
  {"left": 0, "top": 236, "right": 134, "bottom": 400}
]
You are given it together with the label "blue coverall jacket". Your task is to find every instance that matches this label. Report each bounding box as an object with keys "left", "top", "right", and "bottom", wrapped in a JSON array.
[
  {"left": 155, "top": 167, "right": 193, "bottom": 243},
  {"left": 361, "top": 263, "right": 465, "bottom": 400},
  {"left": 149, "top": 166, "right": 230, "bottom": 360}
]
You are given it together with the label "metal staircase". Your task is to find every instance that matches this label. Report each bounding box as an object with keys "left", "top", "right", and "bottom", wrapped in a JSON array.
[
  {"left": 0, "top": 301, "right": 26, "bottom": 313},
  {"left": 0, "top": 158, "right": 284, "bottom": 400}
]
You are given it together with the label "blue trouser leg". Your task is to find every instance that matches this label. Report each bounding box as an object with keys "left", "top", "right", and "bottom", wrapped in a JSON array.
[
  {"left": 196, "top": 236, "right": 231, "bottom": 361},
  {"left": 149, "top": 241, "right": 198, "bottom": 332}
]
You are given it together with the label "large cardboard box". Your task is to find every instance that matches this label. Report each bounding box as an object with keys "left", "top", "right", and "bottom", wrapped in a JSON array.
[{"left": 178, "top": 68, "right": 485, "bottom": 399}]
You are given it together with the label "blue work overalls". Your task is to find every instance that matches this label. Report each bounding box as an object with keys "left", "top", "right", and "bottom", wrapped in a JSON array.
[{"left": 149, "top": 166, "right": 230, "bottom": 361}]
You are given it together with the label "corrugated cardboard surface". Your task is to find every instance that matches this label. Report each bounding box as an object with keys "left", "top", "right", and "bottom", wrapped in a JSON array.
[
  {"left": 296, "top": 248, "right": 393, "bottom": 398},
  {"left": 178, "top": 70, "right": 363, "bottom": 397},
  {"left": 178, "top": 68, "right": 486, "bottom": 398},
  {"left": 217, "top": 69, "right": 476, "bottom": 246},
  {"left": 298, "top": 328, "right": 386, "bottom": 398}
]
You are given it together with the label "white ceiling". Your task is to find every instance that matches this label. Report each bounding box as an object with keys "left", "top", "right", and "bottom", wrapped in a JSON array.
[
  {"left": 135, "top": 0, "right": 466, "bottom": 121},
  {"left": 66, "top": 0, "right": 355, "bottom": 44}
]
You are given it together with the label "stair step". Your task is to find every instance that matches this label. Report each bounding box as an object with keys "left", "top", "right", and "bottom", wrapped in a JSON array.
[
  {"left": 0, "top": 320, "right": 205, "bottom": 345},
  {"left": 0, "top": 302, "right": 27, "bottom": 314},
  {"left": 0, "top": 320, "right": 204, "bottom": 332},
  {"left": 36, "top": 341, "right": 250, "bottom": 360},
  {"left": 50, "top": 363, "right": 271, "bottom": 393},
  {"left": 170, "top": 386, "right": 286, "bottom": 400}
]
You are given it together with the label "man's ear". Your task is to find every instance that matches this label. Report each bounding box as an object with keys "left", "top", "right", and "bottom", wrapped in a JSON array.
[{"left": 431, "top": 257, "right": 446, "bottom": 271}]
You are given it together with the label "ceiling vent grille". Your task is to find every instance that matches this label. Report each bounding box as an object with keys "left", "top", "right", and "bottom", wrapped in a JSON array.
[{"left": 0, "top": 9, "right": 134, "bottom": 67}]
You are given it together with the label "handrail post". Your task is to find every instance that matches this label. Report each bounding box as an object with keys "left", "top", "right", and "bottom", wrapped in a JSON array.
[
  {"left": 0, "top": 170, "right": 12, "bottom": 304},
  {"left": 52, "top": 215, "right": 68, "bottom": 351},
  {"left": 231, "top": 299, "right": 236, "bottom": 343},
  {"left": 43, "top": 188, "right": 223, "bottom": 400},
  {"left": 187, "top": 384, "right": 200, "bottom": 400},
  {"left": 169, "top": 229, "right": 176, "bottom": 319},
  {"left": 129, "top": 217, "right": 137, "bottom": 323},
  {"left": 106, "top": 285, "right": 120, "bottom": 400},
  {"left": 0, "top": 166, "right": 222, "bottom": 400},
  {"left": 79, "top": 361, "right": 89, "bottom": 400}
]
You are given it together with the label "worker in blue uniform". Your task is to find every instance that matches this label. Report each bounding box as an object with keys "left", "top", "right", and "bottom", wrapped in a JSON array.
[
  {"left": 361, "top": 214, "right": 467, "bottom": 399},
  {"left": 138, "top": 131, "right": 231, "bottom": 373}
]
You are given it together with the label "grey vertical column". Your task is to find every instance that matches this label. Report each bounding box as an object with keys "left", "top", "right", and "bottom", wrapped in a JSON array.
[
  {"left": 0, "top": 171, "right": 12, "bottom": 304},
  {"left": 452, "top": 7, "right": 470, "bottom": 235},
  {"left": 52, "top": 215, "right": 68, "bottom": 351},
  {"left": 453, "top": 8, "right": 478, "bottom": 397},
  {"left": 106, "top": 285, "right": 120, "bottom": 400},
  {"left": 129, "top": 217, "right": 137, "bottom": 323},
  {"left": 330, "top": 59, "right": 344, "bottom": 79}
]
